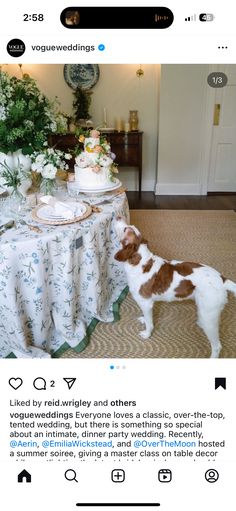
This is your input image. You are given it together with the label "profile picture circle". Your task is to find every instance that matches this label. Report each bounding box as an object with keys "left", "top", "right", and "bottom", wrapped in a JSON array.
[
  {"left": 7, "top": 39, "right": 25, "bottom": 57},
  {"left": 205, "top": 469, "right": 219, "bottom": 483}
]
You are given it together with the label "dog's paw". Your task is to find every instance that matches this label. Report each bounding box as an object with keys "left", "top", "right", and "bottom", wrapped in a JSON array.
[
  {"left": 138, "top": 316, "right": 146, "bottom": 325},
  {"left": 139, "top": 330, "right": 151, "bottom": 340}
]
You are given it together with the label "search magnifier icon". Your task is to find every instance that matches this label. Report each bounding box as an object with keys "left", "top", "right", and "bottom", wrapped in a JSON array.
[{"left": 65, "top": 469, "right": 78, "bottom": 482}]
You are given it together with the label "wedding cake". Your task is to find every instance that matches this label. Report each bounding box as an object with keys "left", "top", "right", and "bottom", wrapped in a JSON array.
[{"left": 74, "top": 130, "right": 118, "bottom": 189}]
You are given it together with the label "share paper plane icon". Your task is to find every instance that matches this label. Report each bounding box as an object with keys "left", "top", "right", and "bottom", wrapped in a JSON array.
[{"left": 63, "top": 378, "right": 76, "bottom": 390}]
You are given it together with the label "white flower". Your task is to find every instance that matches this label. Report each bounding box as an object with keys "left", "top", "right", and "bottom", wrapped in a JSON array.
[
  {"left": 0, "top": 106, "right": 6, "bottom": 121},
  {"left": 75, "top": 155, "right": 89, "bottom": 167},
  {"left": 24, "top": 120, "right": 34, "bottom": 129},
  {"left": 65, "top": 153, "right": 72, "bottom": 160},
  {"left": 99, "top": 155, "right": 113, "bottom": 167},
  {"left": 50, "top": 121, "right": 57, "bottom": 132},
  {"left": 41, "top": 163, "right": 57, "bottom": 179},
  {"left": 35, "top": 154, "right": 46, "bottom": 164},
  {"left": 31, "top": 162, "right": 43, "bottom": 173}
]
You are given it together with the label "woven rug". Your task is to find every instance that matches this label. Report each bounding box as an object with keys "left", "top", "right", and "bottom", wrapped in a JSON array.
[{"left": 62, "top": 210, "right": 236, "bottom": 359}]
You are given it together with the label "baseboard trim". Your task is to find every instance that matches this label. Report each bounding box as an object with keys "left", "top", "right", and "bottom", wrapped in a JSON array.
[
  {"left": 155, "top": 183, "right": 202, "bottom": 195},
  {"left": 207, "top": 191, "right": 236, "bottom": 196}
]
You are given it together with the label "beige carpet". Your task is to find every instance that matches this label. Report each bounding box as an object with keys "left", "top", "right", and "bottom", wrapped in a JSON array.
[{"left": 62, "top": 210, "right": 236, "bottom": 359}]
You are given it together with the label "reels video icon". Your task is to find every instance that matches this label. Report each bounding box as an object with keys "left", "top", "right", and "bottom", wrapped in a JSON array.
[{"left": 158, "top": 469, "right": 172, "bottom": 483}]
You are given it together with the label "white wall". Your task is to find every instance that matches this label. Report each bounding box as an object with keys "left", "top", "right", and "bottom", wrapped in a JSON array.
[
  {"left": 6, "top": 64, "right": 159, "bottom": 191},
  {"left": 156, "top": 64, "right": 208, "bottom": 195}
]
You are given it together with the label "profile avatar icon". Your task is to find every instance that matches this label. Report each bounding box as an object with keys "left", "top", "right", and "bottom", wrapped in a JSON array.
[{"left": 205, "top": 469, "right": 219, "bottom": 483}]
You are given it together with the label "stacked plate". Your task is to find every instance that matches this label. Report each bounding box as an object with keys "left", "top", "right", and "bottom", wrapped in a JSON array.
[
  {"left": 32, "top": 201, "right": 91, "bottom": 225},
  {"left": 67, "top": 178, "right": 122, "bottom": 196}
]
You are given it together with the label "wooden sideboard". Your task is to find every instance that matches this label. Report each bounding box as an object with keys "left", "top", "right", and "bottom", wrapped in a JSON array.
[
  {"left": 49, "top": 131, "right": 143, "bottom": 193},
  {"left": 102, "top": 131, "right": 143, "bottom": 193}
]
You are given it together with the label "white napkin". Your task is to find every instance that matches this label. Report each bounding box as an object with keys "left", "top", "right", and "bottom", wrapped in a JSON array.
[{"left": 40, "top": 195, "right": 75, "bottom": 219}]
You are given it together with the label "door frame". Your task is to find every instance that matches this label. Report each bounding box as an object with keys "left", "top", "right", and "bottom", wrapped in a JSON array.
[
  {"left": 199, "top": 64, "right": 231, "bottom": 195},
  {"left": 199, "top": 64, "right": 216, "bottom": 195}
]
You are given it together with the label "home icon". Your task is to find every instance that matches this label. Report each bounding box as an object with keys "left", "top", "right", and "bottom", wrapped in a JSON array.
[{"left": 18, "top": 470, "right": 31, "bottom": 483}]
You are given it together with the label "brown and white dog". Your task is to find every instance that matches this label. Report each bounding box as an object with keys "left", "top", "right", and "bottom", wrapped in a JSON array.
[{"left": 114, "top": 217, "right": 236, "bottom": 358}]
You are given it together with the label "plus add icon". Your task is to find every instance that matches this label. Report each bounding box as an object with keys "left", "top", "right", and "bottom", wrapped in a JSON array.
[{"left": 111, "top": 469, "right": 125, "bottom": 483}]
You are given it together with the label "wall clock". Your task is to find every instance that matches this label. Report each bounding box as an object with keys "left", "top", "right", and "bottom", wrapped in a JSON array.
[{"left": 64, "top": 64, "right": 100, "bottom": 90}]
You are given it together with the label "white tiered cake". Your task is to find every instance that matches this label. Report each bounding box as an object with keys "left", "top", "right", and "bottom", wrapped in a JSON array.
[{"left": 74, "top": 130, "right": 118, "bottom": 190}]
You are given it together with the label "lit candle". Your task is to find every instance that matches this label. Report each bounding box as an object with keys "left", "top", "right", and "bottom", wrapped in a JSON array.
[{"left": 103, "top": 108, "right": 107, "bottom": 126}]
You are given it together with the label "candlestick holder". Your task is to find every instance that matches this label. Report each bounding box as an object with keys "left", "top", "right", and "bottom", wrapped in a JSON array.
[{"left": 129, "top": 110, "right": 139, "bottom": 131}]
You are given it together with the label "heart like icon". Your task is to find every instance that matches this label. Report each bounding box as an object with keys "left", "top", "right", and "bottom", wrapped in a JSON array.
[{"left": 9, "top": 378, "right": 23, "bottom": 390}]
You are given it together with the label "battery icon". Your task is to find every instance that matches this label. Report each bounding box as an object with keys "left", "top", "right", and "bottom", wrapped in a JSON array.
[{"left": 199, "top": 13, "right": 215, "bottom": 21}]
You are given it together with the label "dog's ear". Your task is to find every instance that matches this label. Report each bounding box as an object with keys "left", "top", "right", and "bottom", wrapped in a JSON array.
[
  {"left": 122, "top": 227, "right": 141, "bottom": 246},
  {"left": 114, "top": 243, "right": 138, "bottom": 262}
]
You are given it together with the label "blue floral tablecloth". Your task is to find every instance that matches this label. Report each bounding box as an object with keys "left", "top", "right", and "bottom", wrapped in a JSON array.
[{"left": 0, "top": 193, "right": 129, "bottom": 358}]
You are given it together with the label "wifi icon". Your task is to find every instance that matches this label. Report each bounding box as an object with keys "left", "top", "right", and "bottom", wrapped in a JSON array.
[{"left": 185, "top": 14, "right": 197, "bottom": 22}]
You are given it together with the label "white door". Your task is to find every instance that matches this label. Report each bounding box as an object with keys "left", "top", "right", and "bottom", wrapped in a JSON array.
[{"left": 208, "top": 65, "right": 236, "bottom": 192}]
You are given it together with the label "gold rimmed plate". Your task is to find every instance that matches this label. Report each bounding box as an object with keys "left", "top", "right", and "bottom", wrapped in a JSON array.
[{"left": 32, "top": 201, "right": 92, "bottom": 225}]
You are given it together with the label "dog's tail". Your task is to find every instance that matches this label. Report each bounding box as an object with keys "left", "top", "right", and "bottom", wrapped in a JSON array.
[{"left": 224, "top": 279, "right": 236, "bottom": 297}]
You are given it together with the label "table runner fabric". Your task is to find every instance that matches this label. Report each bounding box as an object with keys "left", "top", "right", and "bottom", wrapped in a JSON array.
[{"left": 0, "top": 194, "right": 129, "bottom": 358}]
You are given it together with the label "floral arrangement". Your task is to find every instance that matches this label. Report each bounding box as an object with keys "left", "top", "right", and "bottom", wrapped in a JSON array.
[
  {"left": 0, "top": 159, "right": 31, "bottom": 196},
  {"left": 0, "top": 71, "right": 65, "bottom": 154},
  {"left": 74, "top": 129, "right": 118, "bottom": 181},
  {"left": 31, "top": 146, "right": 72, "bottom": 194}
]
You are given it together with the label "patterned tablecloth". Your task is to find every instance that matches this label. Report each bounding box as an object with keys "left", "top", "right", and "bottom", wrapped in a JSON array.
[{"left": 0, "top": 192, "right": 129, "bottom": 358}]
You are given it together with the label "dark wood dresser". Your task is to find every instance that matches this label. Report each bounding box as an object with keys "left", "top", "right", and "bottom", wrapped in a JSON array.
[{"left": 102, "top": 131, "right": 143, "bottom": 193}]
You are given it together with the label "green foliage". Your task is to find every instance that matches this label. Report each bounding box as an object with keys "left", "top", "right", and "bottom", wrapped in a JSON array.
[
  {"left": 75, "top": 127, "right": 90, "bottom": 138},
  {"left": 73, "top": 87, "right": 92, "bottom": 122},
  {"left": 0, "top": 72, "right": 59, "bottom": 153},
  {"left": 0, "top": 160, "right": 31, "bottom": 189},
  {"left": 73, "top": 128, "right": 89, "bottom": 156}
]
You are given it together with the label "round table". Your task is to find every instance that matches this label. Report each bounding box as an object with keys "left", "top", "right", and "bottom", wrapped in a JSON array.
[{"left": 0, "top": 192, "right": 129, "bottom": 358}]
